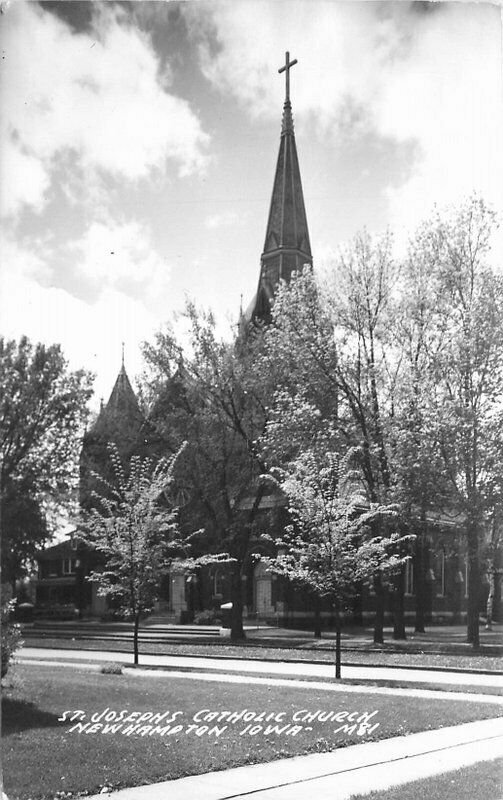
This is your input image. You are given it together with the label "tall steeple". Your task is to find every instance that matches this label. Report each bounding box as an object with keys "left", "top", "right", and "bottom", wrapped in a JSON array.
[{"left": 252, "top": 52, "right": 312, "bottom": 323}]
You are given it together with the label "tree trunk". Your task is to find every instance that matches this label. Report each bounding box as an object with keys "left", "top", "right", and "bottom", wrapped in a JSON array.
[
  {"left": 313, "top": 597, "right": 321, "bottom": 639},
  {"left": 334, "top": 605, "right": 342, "bottom": 679},
  {"left": 230, "top": 561, "right": 245, "bottom": 641},
  {"left": 352, "top": 583, "right": 363, "bottom": 626},
  {"left": 133, "top": 612, "right": 140, "bottom": 665},
  {"left": 414, "top": 525, "right": 426, "bottom": 633},
  {"left": 485, "top": 569, "right": 494, "bottom": 630},
  {"left": 373, "top": 573, "right": 385, "bottom": 644},
  {"left": 466, "top": 517, "right": 480, "bottom": 649},
  {"left": 392, "top": 568, "right": 406, "bottom": 640}
]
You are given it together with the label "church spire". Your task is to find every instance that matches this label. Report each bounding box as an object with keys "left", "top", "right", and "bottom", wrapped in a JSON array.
[{"left": 251, "top": 51, "right": 312, "bottom": 323}]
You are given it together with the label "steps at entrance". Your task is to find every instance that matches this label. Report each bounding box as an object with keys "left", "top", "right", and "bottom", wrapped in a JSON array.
[
  {"left": 143, "top": 615, "right": 177, "bottom": 626},
  {"left": 24, "top": 620, "right": 223, "bottom": 640},
  {"left": 141, "top": 622, "right": 221, "bottom": 637}
]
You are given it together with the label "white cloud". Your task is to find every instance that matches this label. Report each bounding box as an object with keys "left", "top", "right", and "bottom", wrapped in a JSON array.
[
  {"left": 204, "top": 210, "right": 241, "bottom": 230},
  {"left": 1, "top": 235, "right": 52, "bottom": 283},
  {"left": 71, "top": 218, "right": 171, "bottom": 312},
  {"left": 191, "top": 2, "right": 391, "bottom": 127},
  {"left": 377, "top": 8, "right": 503, "bottom": 256},
  {"left": 0, "top": 245, "right": 159, "bottom": 408},
  {"left": 0, "top": 2, "right": 209, "bottom": 218},
  {"left": 192, "top": 2, "right": 503, "bottom": 244}
]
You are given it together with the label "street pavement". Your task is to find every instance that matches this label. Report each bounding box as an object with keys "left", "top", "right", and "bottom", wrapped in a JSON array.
[{"left": 18, "top": 645, "right": 503, "bottom": 689}]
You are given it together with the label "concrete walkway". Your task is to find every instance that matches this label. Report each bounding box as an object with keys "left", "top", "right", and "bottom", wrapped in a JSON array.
[
  {"left": 18, "top": 646, "right": 503, "bottom": 689},
  {"left": 16, "top": 657, "right": 503, "bottom": 706},
  {"left": 83, "top": 717, "right": 503, "bottom": 800}
]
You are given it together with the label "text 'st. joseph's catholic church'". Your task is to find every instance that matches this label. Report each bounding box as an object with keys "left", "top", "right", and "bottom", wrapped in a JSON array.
[{"left": 248, "top": 52, "right": 312, "bottom": 323}]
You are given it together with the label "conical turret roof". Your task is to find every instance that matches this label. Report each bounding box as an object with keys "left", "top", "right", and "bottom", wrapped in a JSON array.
[{"left": 91, "top": 362, "right": 144, "bottom": 435}]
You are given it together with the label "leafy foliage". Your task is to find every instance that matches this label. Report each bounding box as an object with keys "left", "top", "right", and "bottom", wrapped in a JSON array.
[
  {"left": 0, "top": 336, "right": 92, "bottom": 585},
  {"left": 1, "top": 594, "right": 23, "bottom": 678},
  {"left": 261, "top": 446, "right": 405, "bottom": 604},
  {"left": 143, "top": 303, "right": 276, "bottom": 639},
  {"left": 82, "top": 444, "right": 183, "bottom": 662}
]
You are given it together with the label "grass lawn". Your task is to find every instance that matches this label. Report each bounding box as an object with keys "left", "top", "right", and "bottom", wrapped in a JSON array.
[
  {"left": 350, "top": 757, "right": 503, "bottom": 800},
  {"left": 2, "top": 663, "right": 502, "bottom": 800},
  {"left": 22, "top": 635, "right": 503, "bottom": 672}
]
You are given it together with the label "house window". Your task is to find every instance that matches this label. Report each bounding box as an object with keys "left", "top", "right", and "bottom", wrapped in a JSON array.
[
  {"left": 62, "top": 558, "right": 77, "bottom": 575},
  {"left": 404, "top": 559, "right": 414, "bottom": 595}
]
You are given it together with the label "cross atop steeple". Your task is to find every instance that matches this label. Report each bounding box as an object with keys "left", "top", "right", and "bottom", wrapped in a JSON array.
[
  {"left": 121, "top": 341, "right": 125, "bottom": 369},
  {"left": 246, "top": 49, "right": 311, "bottom": 324},
  {"left": 278, "top": 51, "right": 298, "bottom": 104}
]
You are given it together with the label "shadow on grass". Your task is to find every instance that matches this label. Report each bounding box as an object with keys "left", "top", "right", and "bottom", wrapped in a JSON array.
[{"left": 2, "top": 696, "right": 61, "bottom": 735}]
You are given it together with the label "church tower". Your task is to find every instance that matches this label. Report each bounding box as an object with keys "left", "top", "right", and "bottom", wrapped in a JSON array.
[
  {"left": 251, "top": 52, "right": 312, "bottom": 323},
  {"left": 79, "top": 350, "right": 151, "bottom": 510}
]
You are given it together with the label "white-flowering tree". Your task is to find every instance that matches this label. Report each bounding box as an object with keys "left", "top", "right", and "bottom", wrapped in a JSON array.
[
  {"left": 261, "top": 442, "right": 406, "bottom": 677},
  {"left": 83, "top": 444, "right": 184, "bottom": 664}
]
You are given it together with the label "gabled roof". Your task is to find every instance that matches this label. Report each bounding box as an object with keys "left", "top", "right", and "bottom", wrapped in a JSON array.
[{"left": 36, "top": 535, "right": 81, "bottom": 561}]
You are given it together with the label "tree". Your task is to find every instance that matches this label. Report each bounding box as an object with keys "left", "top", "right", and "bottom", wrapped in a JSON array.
[
  {"left": 391, "top": 230, "right": 451, "bottom": 633},
  {"left": 261, "top": 257, "right": 409, "bottom": 643},
  {"left": 261, "top": 444, "right": 403, "bottom": 677},
  {"left": 143, "top": 304, "right": 273, "bottom": 640},
  {"left": 0, "top": 337, "right": 93, "bottom": 588},
  {"left": 1, "top": 485, "right": 47, "bottom": 595},
  {"left": 83, "top": 444, "right": 183, "bottom": 664},
  {"left": 416, "top": 198, "right": 503, "bottom": 648}
]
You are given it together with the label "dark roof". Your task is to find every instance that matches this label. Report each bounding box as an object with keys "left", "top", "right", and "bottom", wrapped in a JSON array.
[
  {"left": 36, "top": 536, "right": 80, "bottom": 561},
  {"left": 90, "top": 364, "right": 144, "bottom": 436},
  {"left": 249, "top": 96, "right": 312, "bottom": 323}
]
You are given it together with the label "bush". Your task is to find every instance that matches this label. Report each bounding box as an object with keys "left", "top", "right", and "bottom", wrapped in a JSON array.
[
  {"left": 193, "top": 609, "right": 221, "bottom": 626},
  {"left": 100, "top": 609, "right": 133, "bottom": 623},
  {"left": 1, "top": 598, "right": 23, "bottom": 678},
  {"left": 34, "top": 603, "right": 78, "bottom": 620},
  {"left": 100, "top": 662, "right": 123, "bottom": 675}
]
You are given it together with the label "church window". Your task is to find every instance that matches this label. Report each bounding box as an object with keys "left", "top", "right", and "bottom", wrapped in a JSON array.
[
  {"left": 435, "top": 550, "right": 446, "bottom": 597},
  {"left": 212, "top": 569, "right": 224, "bottom": 599}
]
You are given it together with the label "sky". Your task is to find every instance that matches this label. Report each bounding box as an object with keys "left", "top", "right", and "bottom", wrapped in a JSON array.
[{"left": 1, "top": 0, "right": 502, "bottom": 409}]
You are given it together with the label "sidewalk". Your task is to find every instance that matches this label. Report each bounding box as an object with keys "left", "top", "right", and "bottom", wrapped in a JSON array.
[
  {"left": 83, "top": 716, "right": 503, "bottom": 800},
  {"left": 18, "top": 646, "right": 503, "bottom": 689}
]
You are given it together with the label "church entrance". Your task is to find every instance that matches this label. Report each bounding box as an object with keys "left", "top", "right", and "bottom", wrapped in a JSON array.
[{"left": 254, "top": 561, "right": 274, "bottom": 616}]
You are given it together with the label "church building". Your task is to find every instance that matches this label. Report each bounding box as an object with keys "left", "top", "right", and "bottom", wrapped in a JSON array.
[{"left": 33, "top": 53, "right": 496, "bottom": 628}]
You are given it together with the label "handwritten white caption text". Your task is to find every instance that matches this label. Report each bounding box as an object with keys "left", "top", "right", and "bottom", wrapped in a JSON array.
[{"left": 58, "top": 707, "right": 380, "bottom": 739}]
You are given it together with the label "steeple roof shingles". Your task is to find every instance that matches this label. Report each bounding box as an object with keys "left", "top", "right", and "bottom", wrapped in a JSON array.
[{"left": 251, "top": 54, "right": 312, "bottom": 323}]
